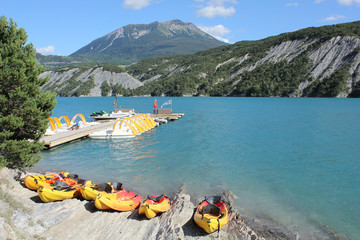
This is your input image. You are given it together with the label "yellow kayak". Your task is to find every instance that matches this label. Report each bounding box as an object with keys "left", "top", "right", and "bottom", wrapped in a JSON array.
[
  {"left": 194, "top": 196, "right": 229, "bottom": 234},
  {"left": 37, "top": 177, "right": 89, "bottom": 203},
  {"left": 38, "top": 185, "right": 79, "bottom": 203},
  {"left": 139, "top": 194, "right": 171, "bottom": 219},
  {"left": 80, "top": 182, "right": 123, "bottom": 201},
  {"left": 24, "top": 172, "right": 69, "bottom": 191},
  {"left": 94, "top": 189, "right": 142, "bottom": 211}
]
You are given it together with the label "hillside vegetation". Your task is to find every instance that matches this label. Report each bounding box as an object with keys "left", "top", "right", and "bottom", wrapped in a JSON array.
[{"left": 41, "top": 21, "right": 360, "bottom": 98}]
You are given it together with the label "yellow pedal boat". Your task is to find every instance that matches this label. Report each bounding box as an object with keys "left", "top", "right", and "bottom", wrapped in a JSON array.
[
  {"left": 80, "top": 182, "right": 123, "bottom": 201},
  {"left": 94, "top": 189, "right": 142, "bottom": 211},
  {"left": 24, "top": 172, "right": 69, "bottom": 191},
  {"left": 139, "top": 194, "right": 171, "bottom": 219},
  {"left": 194, "top": 196, "right": 229, "bottom": 234}
]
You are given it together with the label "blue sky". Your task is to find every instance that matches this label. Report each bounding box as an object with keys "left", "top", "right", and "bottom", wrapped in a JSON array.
[{"left": 1, "top": 0, "right": 359, "bottom": 56}]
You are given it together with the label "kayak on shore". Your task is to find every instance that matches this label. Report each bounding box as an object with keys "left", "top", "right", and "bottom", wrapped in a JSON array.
[
  {"left": 24, "top": 172, "right": 69, "bottom": 191},
  {"left": 80, "top": 181, "right": 123, "bottom": 201},
  {"left": 139, "top": 194, "right": 171, "bottom": 219},
  {"left": 94, "top": 189, "right": 142, "bottom": 211},
  {"left": 194, "top": 196, "right": 229, "bottom": 234}
]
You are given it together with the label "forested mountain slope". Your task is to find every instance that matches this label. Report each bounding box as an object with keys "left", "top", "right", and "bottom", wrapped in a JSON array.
[{"left": 41, "top": 21, "right": 360, "bottom": 98}]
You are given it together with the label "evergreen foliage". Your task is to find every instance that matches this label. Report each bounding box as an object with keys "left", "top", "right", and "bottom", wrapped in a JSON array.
[
  {"left": 57, "top": 69, "right": 85, "bottom": 96},
  {"left": 100, "top": 81, "right": 111, "bottom": 96},
  {"left": 0, "top": 16, "right": 57, "bottom": 169},
  {"left": 73, "top": 77, "right": 95, "bottom": 97},
  {"left": 231, "top": 55, "right": 311, "bottom": 97},
  {"left": 304, "top": 64, "right": 351, "bottom": 97}
]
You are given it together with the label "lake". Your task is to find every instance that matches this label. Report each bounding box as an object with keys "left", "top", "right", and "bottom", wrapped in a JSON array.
[{"left": 31, "top": 97, "right": 360, "bottom": 239}]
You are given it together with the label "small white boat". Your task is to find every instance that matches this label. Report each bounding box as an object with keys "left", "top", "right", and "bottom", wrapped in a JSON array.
[{"left": 91, "top": 109, "right": 135, "bottom": 120}]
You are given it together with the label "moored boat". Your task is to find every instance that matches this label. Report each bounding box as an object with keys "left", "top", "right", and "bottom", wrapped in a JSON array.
[
  {"left": 194, "top": 196, "right": 229, "bottom": 234},
  {"left": 139, "top": 194, "right": 171, "bottom": 219},
  {"left": 94, "top": 189, "right": 142, "bottom": 211}
]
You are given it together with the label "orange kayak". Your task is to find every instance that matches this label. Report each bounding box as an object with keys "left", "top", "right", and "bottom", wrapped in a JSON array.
[
  {"left": 139, "top": 194, "right": 171, "bottom": 219},
  {"left": 80, "top": 182, "right": 123, "bottom": 201},
  {"left": 24, "top": 172, "right": 69, "bottom": 190},
  {"left": 94, "top": 189, "right": 142, "bottom": 211},
  {"left": 37, "top": 175, "right": 88, "bottom": 202}
]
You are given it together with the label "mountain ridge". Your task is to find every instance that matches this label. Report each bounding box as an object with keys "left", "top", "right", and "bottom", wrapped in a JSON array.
[{"left": 40, "top": 20, "right": 360, "bottom": 98}]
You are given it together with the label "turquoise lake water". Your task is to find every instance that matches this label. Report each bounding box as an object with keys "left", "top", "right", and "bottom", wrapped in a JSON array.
[{"left": 32, "top": 97, "right": 360, "bottom": 239}]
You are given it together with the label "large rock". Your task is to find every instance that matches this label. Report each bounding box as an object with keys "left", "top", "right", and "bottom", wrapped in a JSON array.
[{"left": 40, "top": 67, "right": 143, "bottom": 96}]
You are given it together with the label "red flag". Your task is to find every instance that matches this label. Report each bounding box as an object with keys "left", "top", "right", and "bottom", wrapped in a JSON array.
[{"left": 153, "top": 98, "right": 157, "bottom": 109}]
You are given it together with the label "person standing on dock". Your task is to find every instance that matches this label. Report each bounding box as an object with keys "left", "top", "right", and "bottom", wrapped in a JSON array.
[{"left": 153, "top": 98, "right": 158, "bottom": 114}]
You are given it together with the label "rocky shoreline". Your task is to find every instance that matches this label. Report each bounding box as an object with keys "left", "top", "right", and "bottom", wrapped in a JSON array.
[{"left": 0, "top": 168, "right": 344, "bottom": 240}]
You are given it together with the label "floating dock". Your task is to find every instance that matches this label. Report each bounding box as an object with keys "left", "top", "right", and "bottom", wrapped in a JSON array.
[
  {"left": 42, "top": 113, "right": 184, "bottom": 149},
  {"left": 42, "top": 121, "right": 116, "bottom": 149},
  {"left": 91, "top": 113, "right": 184, "bottom": 121},
  {"left": 150, "top": 113, "right": 185, "bottom": 121}
]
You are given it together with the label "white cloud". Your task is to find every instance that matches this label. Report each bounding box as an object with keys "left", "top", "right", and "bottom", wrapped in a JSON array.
[
  {"left": 337, "top": 0, "right": 360, "bottom": 5},
  {"left": 198, "top": 24, "right": 231, "bottom": 43},
  {"left": 315, "top": 0, "right": 326, "bottom": 3},
  {"left": 286, "top": 2, "right": 299, "bottom": 6},
  {"left": 122, "top": 0, "right": 153, "bottom": 10},
  {"left": 209, "top": 0, "right": 238, "bottom": 4},
  {"left": 36, "top": 45, "right": 55, "bottom": 55},
  {"left": 321, "top": 15, "right": 346, "bottom": 21},
  {"left": 197, "top": 5, "right": 236, "bottom": 18},
  {"left": 196, "top": 0, "right": 238, "bottom": 18}
]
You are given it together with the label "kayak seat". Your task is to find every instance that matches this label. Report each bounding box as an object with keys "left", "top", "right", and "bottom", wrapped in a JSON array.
[
  {"left": 96, "top": 183, "right": 110, "bottom": 191},
  {"left": 111, "top": 182, "right": 123, "bottom": 191},
  {"left": 104, "top": 183, "right": 112, "bottom": 193},
  {"left": 68, "top": 174, "right": 79, "bottom": 179},
  {"left": 74, "top": 178, "right": 86, "bottom": 185},
  {"left": 53, "top": 180, "right": 71, "bottom": 190},
  {"left": 148, "top": 194, "right": 164, "bottom": 202},
  {"left": 202, "top": 204, "right": 221, "bottom": 216}
]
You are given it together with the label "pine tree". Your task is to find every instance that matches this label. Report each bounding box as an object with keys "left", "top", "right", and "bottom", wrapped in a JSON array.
[{"left": 0, "top": 16, "right": 57, "bottom": 169}]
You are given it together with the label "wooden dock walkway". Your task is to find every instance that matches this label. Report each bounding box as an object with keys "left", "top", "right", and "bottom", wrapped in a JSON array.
[
  {"left": 42, "top": 113, "right": 184, "bottom": 149},
  {"left": 91, "top": 113, "right": 185, "bottom": 121},
  {"left": 42, "top": 121, "right": 116, "bottom": 149},
  {"left": 150, "top": 113, "right": 184, "bottom": 120}
]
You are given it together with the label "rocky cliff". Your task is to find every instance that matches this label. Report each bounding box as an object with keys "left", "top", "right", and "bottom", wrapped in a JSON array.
[
  {"left": 225, "top": 36, "right": 360, "bottom": 97},
  {"left": 40, "top": 67, "right": 143, "bottom": 96},
  {"left": 41, "top": 37, "right": 360, "bottom": 97}
]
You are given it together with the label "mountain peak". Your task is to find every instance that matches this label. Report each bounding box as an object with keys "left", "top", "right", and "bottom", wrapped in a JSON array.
[{"left": 70, "top": 19, "right": 227, "bottom": 64}]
